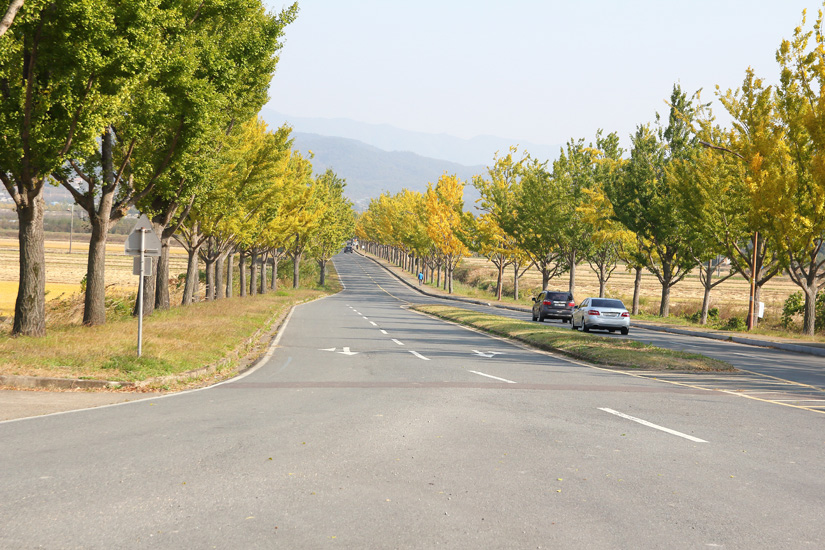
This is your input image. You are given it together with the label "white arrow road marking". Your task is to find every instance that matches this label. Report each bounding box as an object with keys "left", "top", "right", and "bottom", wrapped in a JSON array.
[
  {"left": 319, "top": 347, "right": 359, "bottom": 356},
  {"left": 468, "top": 370, "right": 516, "bottom": 383},
  {"left": 409, "top": 351, "right": 430, "bottom": 361},
  {"left": 472, "top": 350, "right": 504, "bottom": 358},
  {"left": 392, "top": 339, "right": 404, "bottom": 346},
  {"left": 599, "top": 408, "right": 707, "bottom": 443}
]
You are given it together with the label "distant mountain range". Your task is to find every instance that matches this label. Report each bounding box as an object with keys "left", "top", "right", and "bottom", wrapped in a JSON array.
[
  {"left": 290, "top": 132, "right": 486, "bottom": 210},
  {"left": 262, "top": 109, "right": 560, "bottom": 167},
  {"left": 259, "top": 111, "right": 561, "bottom": 211}
]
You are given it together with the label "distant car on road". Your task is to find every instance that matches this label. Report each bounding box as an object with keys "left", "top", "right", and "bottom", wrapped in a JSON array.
[
  {"left": 344, "top": 245, "right": 353, "bottom": 253},
  {"left": 531, "top": 290, "right": 575, "bottom": 323},
  {"left": 571, "top": 297, "right": 630, "bottom": 335}
]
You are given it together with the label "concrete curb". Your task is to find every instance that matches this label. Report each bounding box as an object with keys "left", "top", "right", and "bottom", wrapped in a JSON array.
[
  {"left": 0, "top": 374, "right": 134, "bottom": 390},
  {"left": 359, "top": 250, "right": 825, "bottom": 358}
]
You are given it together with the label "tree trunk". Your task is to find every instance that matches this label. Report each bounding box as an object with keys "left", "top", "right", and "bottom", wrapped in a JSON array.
[
  {"left": 83, "top": 214, "right": 109, "bottom": 326},
  {"left": 803, "top": 286, "right": 817, "bottom": 335},
  {"left": 700, "top": 264, "right": 712, "bottom": 325},
  {"left": 13, "top": 193, "right": 46, "bottom": 336},
  {"left": 632, "top": 267, "right": 642, "bottom": 315},
  {"left": 82, "top": 128, "right": 116, "bottom": 326},
  {"left": 292, "top": 250, "right": 301, "bottom": 289},
  {"left": 250, "top": 250, "right": 258, "bottom": 296},
  {"left": 271, "top": 253, "right": 278, "bottom": 290},
  {"left": 0, "top": 0, "right": 25, "bottom": 38},
  {"left": 659, "top": 283, "right": 671, "bottom": 317},
  {"left": 215, "top": 254, "right": 224, "bottom": 301},
  {"left": 154, "top": 235, "right": 171, "bottom": 310},
  {"left": 205, "top": 259, "right": 216, "bottom": 301},
  {"left": 568, "top": 249, "right": 576, "bottom": 295},
  {"left": 598, "top": 262, "right": 607, "bottom": 298},
  {"left": 225, "top": 252, "right": 234, "bottom": 298},
  {"left": 496, "top": 262, "right": 504, "bottom": 301},
  {"left": 319, "top": 260, "right": 326, "bottom": 286},
  {"left": 513, "top": 262, "right": 520, "bottom": 300},
  {"left": 259, "top": 251, "right": 267, "bottom": 295},
  {"left": 239, "top": 251, "right": 247, "bottom": 297},
  {"left": 182, "top": 246, "right": 200, "bottom": 305}
]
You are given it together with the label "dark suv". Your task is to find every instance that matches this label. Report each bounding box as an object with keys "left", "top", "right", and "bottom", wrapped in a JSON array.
[{"left": 532, "top": 290, "right": 575, "bottom": 323}]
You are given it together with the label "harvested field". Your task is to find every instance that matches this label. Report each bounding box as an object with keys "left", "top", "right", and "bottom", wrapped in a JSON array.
[
  {"left": 454, "top": 256, "right": 802, "bottom": 327},
  {"left": 0, "top": 238, "right": 189, "bottom": 318}
]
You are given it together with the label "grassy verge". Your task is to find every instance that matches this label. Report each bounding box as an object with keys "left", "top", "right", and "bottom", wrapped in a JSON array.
[
  {"left": 412, "top": 304, "right": 735, "bottom": 372},
  {"left": 0, "top": 274, "right": 341, "bottom": 391}
]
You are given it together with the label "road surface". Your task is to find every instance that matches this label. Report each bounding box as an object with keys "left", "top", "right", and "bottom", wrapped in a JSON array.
[{"left": 1, "top": 252, "right": 823, "bottom": 549}]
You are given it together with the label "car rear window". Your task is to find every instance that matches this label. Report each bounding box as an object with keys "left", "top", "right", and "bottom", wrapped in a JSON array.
[
  {"left": 547, "top": 292, "right": 571, "bottom": 301},
  {"left": 591, "top": 299, "right": 625, "bottom": 309}
]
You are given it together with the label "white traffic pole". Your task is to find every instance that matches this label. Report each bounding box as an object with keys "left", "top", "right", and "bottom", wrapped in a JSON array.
[{"left": 137, "top": 229, "right": 145, "bottom": 357}]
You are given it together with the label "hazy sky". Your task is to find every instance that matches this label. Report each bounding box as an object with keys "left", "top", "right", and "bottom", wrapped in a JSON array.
[{"left": 265, "top": 1, "right": 821, "bottom": 147}]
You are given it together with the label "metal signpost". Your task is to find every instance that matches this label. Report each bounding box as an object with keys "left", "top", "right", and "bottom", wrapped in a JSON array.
[{"left": 125, "top": 215, "right": 162, "bottom": 357}]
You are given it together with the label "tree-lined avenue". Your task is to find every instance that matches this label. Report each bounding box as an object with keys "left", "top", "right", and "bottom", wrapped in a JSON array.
[{"left": 1, "top": 252, "right": 823, "bottom": 548}]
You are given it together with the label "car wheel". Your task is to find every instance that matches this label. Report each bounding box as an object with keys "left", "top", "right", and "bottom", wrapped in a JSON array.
[
  {"left": 538, "top": 313, "right": 545, "bottom": 322},
  {"left": 582, "top": 323, "right": 590, "bottom": 333},
  {"left": 620, "top": 327, "right": 629, "bottom": 335},
  {"left": 570, "top": 318, "right": 577, "bottom": 330},
  {"left": 532, "top": 311, "right": 537, "bottom": 322}
]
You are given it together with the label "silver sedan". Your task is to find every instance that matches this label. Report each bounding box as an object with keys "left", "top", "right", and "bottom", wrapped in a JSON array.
[{"left": 571, "top": 297, "right": 630, "bottom": 335}]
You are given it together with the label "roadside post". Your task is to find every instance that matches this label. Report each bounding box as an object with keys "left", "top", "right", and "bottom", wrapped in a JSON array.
[{"left": 125, "top": 215, "right": 162, "bottom": 357}]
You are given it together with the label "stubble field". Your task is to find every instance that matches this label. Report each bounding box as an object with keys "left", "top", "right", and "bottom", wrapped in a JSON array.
[{"left": 0, "top": 238, "right": 189, "bottom": 318}]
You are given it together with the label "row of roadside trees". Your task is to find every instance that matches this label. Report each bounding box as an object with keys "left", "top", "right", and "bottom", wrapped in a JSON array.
[
  {"left": 356, "top": 7, "right": 825, "bottom": 336},
  {"left": 1, "top": 1, "right": 356, "bottom": 337}
]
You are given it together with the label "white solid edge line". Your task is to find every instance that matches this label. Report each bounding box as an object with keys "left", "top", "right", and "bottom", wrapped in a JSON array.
[
  {"left": 409, "top": 351, "right": 430, "bottom": 361},
  {"left": 392, "top": 339, "right": 405, "bottom": 346},
  {"left": 468, "top": 370, "right": 516, "bottom": 384},
  {"left": 0, "top": 302, "right": 304, "bottom": 426},
  {"left": 598, "top": 407, "right": 708, "bottom": 443}
]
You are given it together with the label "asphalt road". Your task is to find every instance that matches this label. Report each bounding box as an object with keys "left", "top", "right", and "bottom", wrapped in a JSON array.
[{"left": 2, "top": 252, "right": 824, "bottom": 549}]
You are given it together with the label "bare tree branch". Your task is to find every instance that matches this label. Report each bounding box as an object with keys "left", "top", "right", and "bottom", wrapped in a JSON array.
[{"left": 0, "top": 0, "right": 25, "bottom": 38}]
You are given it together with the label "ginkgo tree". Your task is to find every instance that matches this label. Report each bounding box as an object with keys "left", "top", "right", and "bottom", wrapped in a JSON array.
[
  {"left": 425, "top": 174, "right": 470, "bottom": 294},
  {"left": 308, "top": 169, "right": 356, "bottom": 286},
  {"left": 772, "top": 10, "right": 825, "bottom": 335},
  {"left": 605, "top": 85, "right": 700, "bottom": 317}
]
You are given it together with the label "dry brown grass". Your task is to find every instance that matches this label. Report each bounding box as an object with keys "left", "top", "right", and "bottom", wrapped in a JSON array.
[
  {"left": 0, "top": 289, "right": 326, "bottom": 387},
  {"left": 0, "top": 234, "right": 341, "bottom": 389}
]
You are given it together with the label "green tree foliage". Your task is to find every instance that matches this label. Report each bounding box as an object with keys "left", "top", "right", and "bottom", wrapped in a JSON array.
[
  {"left": 605, "top": 85, "right": 700, "bottom": 317},
  {"left": 0, "top": 0, "right": 165, "bottom": 335}
]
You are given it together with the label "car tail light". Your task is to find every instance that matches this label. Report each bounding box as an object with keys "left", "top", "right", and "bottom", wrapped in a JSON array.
[
  {"left": 587, "top": 310, "right": 600, "bottom": 315},
  {"left": 568, "top": 302, "right": 575, "bottom": 307},
  {"left": 543, "top": 301, "right": 552, "bottom": 306},
  {"left": 621, "top": 312, "right": 630, "bottom": 317}
]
